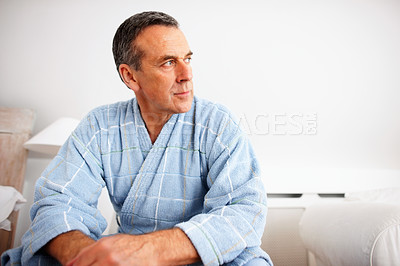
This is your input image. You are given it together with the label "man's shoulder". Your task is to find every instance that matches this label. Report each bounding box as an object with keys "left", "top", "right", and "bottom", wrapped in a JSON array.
[
  {"left": 77, "top": 98, "right": 136, "bottom": 129},
  {"left": 193, "top": 96, "right": 240, "bottom": 126},
  {"left": 88, "top": 98, "right": 135, "bottom": 117}
]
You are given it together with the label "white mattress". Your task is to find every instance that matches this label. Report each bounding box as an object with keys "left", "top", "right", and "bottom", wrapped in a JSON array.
[{"left": 299, "top": 201, "right": 400, "bottom": 265}]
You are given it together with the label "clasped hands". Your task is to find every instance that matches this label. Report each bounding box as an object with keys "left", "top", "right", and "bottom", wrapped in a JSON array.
[
  {"left": 66, "top": 233, "right": 159, "bottom": 266},
  {"left": 45, "top": 228, "right": 199, "bottom": 266}
]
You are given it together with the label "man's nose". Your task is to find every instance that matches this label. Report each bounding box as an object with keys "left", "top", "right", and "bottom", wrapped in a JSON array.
[{"left": 176, "top": 61, "right": 193, "bottom": 83}]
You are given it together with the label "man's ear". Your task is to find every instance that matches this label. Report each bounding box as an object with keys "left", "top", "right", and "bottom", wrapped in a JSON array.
[{"left": 119, "top": 64, "right": 140, "bottom": 92}]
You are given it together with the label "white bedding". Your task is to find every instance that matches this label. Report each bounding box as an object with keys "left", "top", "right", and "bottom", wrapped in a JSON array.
[
  {"left": 299, "top": 189, "right": 400, "bottom": 266},
  {"left": 0, "top": 186, "right": 26, "bottom": 231}
]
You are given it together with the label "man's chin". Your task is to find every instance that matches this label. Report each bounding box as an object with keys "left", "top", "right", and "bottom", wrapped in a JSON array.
[{"left": 174, "top": 95, "right": 194, "bottom": 114}]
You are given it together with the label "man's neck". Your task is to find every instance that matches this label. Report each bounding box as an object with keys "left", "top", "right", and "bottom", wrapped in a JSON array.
[{"left": 141, "top": 111, "right": 172, "bottom": 144}]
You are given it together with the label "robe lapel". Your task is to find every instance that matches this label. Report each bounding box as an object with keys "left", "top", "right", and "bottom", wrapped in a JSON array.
[{"left": 119, "top": 101, "right": 179, "bottom": 234}]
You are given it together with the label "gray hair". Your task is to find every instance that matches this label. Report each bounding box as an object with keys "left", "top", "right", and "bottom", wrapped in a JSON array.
[{"left": 112, "top": 11, "right": 179, "bottom": 74}]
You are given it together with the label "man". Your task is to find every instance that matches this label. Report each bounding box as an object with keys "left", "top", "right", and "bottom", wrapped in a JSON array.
[{"left": 2, "top": 11, "right": 272, "bottom": 266}]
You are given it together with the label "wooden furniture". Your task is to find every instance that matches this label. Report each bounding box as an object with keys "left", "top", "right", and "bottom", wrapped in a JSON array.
[{"left": 0, "top": 107, "right": 35, "bottom": 255}]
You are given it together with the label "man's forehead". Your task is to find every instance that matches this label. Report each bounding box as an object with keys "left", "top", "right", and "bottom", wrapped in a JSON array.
[
  {"left": 157, "top": 50, "right": 193, "bottom": 62},
  {"left": 135, "top": 25, "right": 190, "bottom": 58}
]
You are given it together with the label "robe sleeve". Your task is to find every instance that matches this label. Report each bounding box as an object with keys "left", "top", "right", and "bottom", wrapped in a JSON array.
[
  {"left": 176, "top": 112, "right": 271, "bottom": 266},
  {"left": 3, "top": 112, "right": 108, "bottom": 265}
]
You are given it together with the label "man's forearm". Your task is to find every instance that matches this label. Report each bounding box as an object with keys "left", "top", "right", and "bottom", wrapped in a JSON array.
[
  {"left": 45, "top": 228, "right": 199, "bottom": 266},
  {"left": 152, "top": 227, "right": 200, "bottom": 265},
  {"left": 44, "top": 230, "right": 95, "bottom": 265}
]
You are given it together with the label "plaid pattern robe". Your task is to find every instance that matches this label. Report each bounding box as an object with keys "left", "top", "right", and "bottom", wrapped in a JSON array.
[{"left": 2, "top": 97, "right": 272, "bottom": 266}]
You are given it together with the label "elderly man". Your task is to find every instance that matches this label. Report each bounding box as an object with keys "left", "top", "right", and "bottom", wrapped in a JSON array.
[{"left": 2, "top": 11, "right": 272, "bottom": 266}]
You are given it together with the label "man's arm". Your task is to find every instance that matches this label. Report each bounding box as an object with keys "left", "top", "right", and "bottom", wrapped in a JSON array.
[
  {"left": 61, "top": 228, "right": 199, "bottom": 266},
  {"left": 175, "top": 106, "right": 270, "bottom": 265},
  {"left": 17, "top": 112, "right": 109, "bottom": 264},
  {"left": 44, "top": 231, "right": 95, "bottom": 265}
]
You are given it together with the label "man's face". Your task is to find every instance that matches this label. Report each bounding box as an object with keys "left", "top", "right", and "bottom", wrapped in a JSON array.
[{"left": 131, "top": 25, "right": 194, "bottom": 116}]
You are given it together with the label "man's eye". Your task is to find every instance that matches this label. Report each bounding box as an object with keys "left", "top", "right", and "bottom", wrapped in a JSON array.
[
  {"left": 184, "top": 57, "right": 191, "bottom": 63},
  {"left": 164, "top": 60, "right": 174, "bottom": 66}
]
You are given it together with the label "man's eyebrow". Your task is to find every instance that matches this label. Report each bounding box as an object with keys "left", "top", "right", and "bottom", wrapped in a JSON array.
[{"left": 159, "top": 51, "right": 193, "bottom": 62}]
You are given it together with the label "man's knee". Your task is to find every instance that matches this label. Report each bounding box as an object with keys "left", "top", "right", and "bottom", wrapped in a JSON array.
[{"left": 243, "top": 257, "right": 269, "bottom": 266}]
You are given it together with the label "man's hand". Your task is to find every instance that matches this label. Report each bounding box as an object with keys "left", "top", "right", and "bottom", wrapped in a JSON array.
[
  {"left": 63, "top": 228, "right": 199, "bottom": 266},
  {"left": 66, "top": 234, "right": 155, "bottom": 266}
]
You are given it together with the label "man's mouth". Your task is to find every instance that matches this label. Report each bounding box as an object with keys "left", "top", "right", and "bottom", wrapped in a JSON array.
[{"left": 174, "top": 91, "right": 190, "bottom": 96}]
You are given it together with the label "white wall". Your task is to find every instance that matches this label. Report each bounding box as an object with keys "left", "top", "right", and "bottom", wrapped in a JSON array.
[{"left": 1, "top": 0, "right": 400, "bottom": 246}]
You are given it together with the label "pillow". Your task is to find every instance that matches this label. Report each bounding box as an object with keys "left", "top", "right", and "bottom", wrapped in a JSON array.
[
  {"left": 0, "top": 186, "right": 26, "bottom": 230},
  {"left": 299, "top": 202, "right": 400, "bottom": 265}
]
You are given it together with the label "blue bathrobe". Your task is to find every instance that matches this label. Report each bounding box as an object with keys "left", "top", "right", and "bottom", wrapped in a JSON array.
[{"left": 2, "top": 97, "right": 272, "bottom": 266}]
